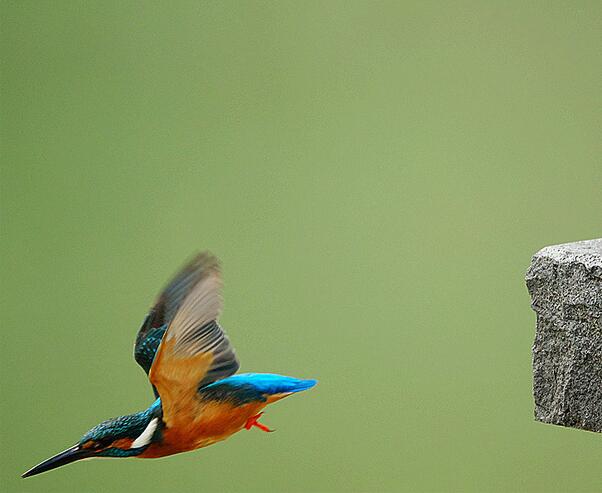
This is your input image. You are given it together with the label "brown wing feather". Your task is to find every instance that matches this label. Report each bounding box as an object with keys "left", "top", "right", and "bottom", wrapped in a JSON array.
[
  {"left": 136, "top": 252, "right": 221, "bottom": 346},
  {"left": 148, "top": 252, "right": 239, "bottom": 425}
]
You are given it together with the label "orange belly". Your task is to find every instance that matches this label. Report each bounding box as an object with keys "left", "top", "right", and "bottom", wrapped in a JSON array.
[{"left": 139, "top": 395, "right": 288, "bottom": 458}]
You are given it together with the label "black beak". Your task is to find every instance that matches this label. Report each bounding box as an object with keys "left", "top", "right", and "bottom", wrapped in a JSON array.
[{"left": 22, "top": 445, "right": 93, "bottom": 478}]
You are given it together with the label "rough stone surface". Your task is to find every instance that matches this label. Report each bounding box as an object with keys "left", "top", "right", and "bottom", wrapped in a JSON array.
[{"left": 526, "top": 239, "right": 602, "bottom": 432}]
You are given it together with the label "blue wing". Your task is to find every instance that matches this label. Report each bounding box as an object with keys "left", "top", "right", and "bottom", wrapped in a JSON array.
[{"left": 134, "top": 321, "right": 167, "bottom": 375}]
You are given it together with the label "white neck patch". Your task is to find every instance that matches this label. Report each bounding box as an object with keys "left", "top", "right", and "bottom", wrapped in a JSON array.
[{"left": 131, "top": 418, "right": 158, "bottom": 449}]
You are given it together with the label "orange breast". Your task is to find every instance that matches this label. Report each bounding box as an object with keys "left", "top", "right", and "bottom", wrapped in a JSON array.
[{"left": 138, "top": 400, "right": 268, "bottom": 458}]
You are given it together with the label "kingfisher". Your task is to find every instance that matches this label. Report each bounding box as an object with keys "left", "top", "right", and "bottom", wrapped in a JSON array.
[{"left": 22, "top": 252, "right": 316, "bottom": 478}]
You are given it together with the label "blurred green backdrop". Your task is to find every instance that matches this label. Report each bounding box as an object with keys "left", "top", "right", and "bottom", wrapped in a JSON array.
[{"left": 1, "top": 1, "right": 600, "bottom": 492}]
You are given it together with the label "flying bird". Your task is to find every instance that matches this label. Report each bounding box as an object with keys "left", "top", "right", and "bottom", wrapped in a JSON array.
[{"left": 23, "top": 253, "right": 316, "bottom": 478}]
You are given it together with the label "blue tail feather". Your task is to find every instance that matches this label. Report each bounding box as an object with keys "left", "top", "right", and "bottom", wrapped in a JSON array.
[{"left": 208, "top": 373, "right": 317, "bottom": 395}]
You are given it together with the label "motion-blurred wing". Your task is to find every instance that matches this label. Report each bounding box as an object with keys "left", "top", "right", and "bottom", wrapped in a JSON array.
[
  {"left": 134, "top": 252, "right": 224, "bottom": 375},
  {"left": 147, "top": 253, "right": 239, "bottom": 425}
]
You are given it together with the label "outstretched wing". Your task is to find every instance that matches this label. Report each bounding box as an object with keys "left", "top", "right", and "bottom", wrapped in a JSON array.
[
  {"left": 134, "top": 253, "right": 239, "bottom": 390},
  {"left": 146, "top": 253, "right": 239, "bottom": 425},
  {"left": 134, "top": 252, "right": 223, "bottom": 374}
]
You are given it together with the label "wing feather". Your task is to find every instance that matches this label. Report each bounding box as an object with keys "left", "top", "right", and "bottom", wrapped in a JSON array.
[
  {"left": 134, "top": 253, "right": 226, "bottom": 376},
  {"left": 147, "top": 252, "right": 240, "bottom": 424}
]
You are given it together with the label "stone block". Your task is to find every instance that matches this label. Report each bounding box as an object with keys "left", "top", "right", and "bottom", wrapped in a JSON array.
[{"left": 526, "top": 239, "right": 602, "bottom": 432}]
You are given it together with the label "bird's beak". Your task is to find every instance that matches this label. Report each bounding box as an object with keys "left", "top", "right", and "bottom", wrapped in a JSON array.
[{"left": 22, "top": 445, "right": 94, "bottom": 478}]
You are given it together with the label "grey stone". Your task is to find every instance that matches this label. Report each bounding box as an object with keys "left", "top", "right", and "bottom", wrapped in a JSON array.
[{"left": 526, "top": 239, "right": 602, "bottom": 432}]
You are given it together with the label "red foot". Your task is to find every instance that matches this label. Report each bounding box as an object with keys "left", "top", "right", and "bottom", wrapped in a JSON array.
[{"left": 244, "top": 412, "right": 274, "bottom": 432}]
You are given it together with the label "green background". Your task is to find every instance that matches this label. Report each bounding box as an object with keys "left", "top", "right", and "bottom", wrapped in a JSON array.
[{"left": 1, "top": 1, "right": 600, "bottom": 492}]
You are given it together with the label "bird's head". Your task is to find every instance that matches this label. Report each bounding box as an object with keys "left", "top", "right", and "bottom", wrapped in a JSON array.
[{"left": 22, "top": 407, "right": 162, "bottom": 478}]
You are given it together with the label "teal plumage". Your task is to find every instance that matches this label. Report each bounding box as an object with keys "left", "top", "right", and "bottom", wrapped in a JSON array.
[
  {"left": 79, "top": 399, "right": 163, "bottom": 457},
  {"left": 134, "top": 324, "right": 167, "bottom": 376}
]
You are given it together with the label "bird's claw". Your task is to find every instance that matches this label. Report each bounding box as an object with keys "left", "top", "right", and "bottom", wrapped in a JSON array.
[{"left": 244, "top": 412, "right": 275, "bottom": 432}]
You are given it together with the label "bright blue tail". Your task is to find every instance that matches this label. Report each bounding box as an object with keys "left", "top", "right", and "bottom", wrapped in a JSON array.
[{"left": 215, "top": 373, "right": 317, "bottom": 395}]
